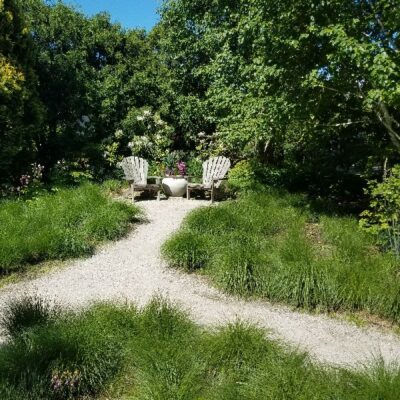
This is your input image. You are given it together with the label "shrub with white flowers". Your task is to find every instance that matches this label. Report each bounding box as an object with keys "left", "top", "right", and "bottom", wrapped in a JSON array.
[{"left": 102, "top": 108, "right": 174, "bottom": 167}]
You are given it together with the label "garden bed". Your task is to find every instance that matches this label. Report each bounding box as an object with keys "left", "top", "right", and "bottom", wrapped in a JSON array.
[
  {"left": 162, "top": 191, "right": 400, "bottom": 324},
  {"left": 0, "top": 296, "right": 399, "bottom": 399},
  {"left": 0, "top": 184, "right": 139, "bottom": 274}
]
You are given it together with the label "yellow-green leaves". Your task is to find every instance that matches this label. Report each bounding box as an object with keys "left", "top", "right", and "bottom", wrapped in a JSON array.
[
  {"left": 360, "top": 165, "right": 400, "bottom": 255},
  {"left": 0, "top": 55, "right": 25, "bottom": 95}
]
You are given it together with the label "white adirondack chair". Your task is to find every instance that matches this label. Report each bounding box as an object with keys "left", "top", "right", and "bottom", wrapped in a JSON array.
[
  {"left": 187, "top": 156, "right": 231, "bottom": 203},
  {"left": 120, "top": 156, "right": 161, "bottom": 202}
]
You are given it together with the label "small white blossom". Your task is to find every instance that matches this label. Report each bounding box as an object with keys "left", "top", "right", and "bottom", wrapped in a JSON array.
[{"left": 114, "top": 129, "right": 123, "bottom": 139}]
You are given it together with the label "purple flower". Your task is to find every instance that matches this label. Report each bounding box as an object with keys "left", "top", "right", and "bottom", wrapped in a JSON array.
[{"left": 177, "top": 161, "right": 186, "bottom": 176}]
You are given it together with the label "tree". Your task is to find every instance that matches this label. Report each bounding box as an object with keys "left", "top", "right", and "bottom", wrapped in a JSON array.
[
  {"left": 0, "top": 0, "right": 43, "bottom": 185},
  {"left": 159, "top": 0, "right": 400, "bottom": 197},
  {"left": 19, "top": 0, "right": 171, "bottom": 179}
]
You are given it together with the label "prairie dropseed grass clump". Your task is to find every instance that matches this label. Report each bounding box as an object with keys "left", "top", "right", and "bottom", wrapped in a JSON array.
[
  {"left": 162, "top": 191, "right": 400, "bottom": 324},
  {"left": 0, "top": 184, "right": 139, "bottom": 273},
  {"left": 0, "top": 297, "right": 400, "bottom": 400}
]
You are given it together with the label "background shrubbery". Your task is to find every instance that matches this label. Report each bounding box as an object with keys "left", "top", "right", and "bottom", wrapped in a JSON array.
[
  {"left": 360, "top": 165, "right": 400, "bottom": 257},
  {"left": 1, "top": 296, "right": 400, "bottom": 400}
]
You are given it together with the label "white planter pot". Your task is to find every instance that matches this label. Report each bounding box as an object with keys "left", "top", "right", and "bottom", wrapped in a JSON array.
[{"left": 162, "top": 176, "right": 188, "bottom": 197}]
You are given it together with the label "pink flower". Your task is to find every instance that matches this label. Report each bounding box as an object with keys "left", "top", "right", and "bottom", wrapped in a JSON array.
[{"left": 177, "top": 161, "right": 186, "bottom": 176}]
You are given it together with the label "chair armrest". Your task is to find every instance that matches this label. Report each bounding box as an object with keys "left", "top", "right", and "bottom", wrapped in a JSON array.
[
  {"left": 148, "top": 176, "right": 162, "bottom": 184},
  {"left": 213, "top": 177, "right": 228, "bottom": 182},
  {"left": 186, "top": 175, "right": 202, "bottom": 183}
]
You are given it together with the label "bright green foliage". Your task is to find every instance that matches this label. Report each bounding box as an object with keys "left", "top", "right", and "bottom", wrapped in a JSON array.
[
  {"left": 0, "top": 184, "right": 139, "bottom": 271},
  {"left": 1, "top": 297, "right": 400, "bottom": 399},
  {"left": 227, "top": 160, "right": 258, "bottom": 193},
  {"left": 360, "top": 164, "right": 400, "bottom": 255},
  {"left": 163, "top": 192, "right": 400, "bottom": 322},
  {"left": 159, "top": 0, "right": 400, "bottom": 196}
]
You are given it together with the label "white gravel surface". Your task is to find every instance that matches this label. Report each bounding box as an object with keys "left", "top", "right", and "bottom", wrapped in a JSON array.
[{"left": 1, "top": 197, "right": 400, "bottom": 367}]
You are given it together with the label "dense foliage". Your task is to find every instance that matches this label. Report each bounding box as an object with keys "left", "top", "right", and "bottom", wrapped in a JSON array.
[
  {"left": 163, "top": 191, "right": 400, "bottom": 323},
  {"left": 0, "top": 0, "right": 43, "bottom": 184},
  {"left": 1, "top": 296, "right": 400, "bottom": 399},
  {"left": 360, "top": 164, "right": 400, "bottom": 256},
  {"left": 159, "top": 0, "right": 400, "bottom": 197},
  {"left": 1, "top": 0, "right": 171, "bottom": 189}
]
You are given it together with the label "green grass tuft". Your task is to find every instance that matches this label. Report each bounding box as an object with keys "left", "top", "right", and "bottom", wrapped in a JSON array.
[
  {"left": 0, "top": 184, "right": 139, "bottom": 273},
  {"left": 0, "top": 297, "right": 400, "bottom": 399},
  {"left": 1, "top": 295, "right": 59, "bottom": 339},
  {"left": 162, "top": 191, "right": 400, "bottom": 323}
]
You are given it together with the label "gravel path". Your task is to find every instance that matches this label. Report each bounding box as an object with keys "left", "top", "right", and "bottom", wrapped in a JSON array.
[{"left": 1, "top": 198, "right": 400, "bottom": 367}]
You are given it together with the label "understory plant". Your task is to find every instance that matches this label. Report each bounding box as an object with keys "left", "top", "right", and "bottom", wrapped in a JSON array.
[{"left": 360, "top": 164, "right": 400, "bottom": 257}]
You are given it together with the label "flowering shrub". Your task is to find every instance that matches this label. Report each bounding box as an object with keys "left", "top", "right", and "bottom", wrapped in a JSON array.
[
  {"left": 128, "top": 109, "right": 173, "bottom": 161},
  {"left": 102, "top": 108, "right": 174, "bottom": 168},
  {"left": 0, "top": 163, "right": 46, "bottom": 198}
]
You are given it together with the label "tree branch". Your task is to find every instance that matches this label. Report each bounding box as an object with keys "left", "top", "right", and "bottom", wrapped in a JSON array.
[{"left": 376, "top": 102, "right": 400, "bottom": 151}]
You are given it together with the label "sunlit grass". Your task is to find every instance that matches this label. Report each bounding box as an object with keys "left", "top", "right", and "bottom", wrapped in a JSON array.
[
  {"left": 0, "top": 296, "right": 399, "bottom": 399},
  {"left": 0, "top": 184, "right": 139, "bottom": 273},
  {"left": 162, "top": 191, "right": 400, "bottom": 323}
]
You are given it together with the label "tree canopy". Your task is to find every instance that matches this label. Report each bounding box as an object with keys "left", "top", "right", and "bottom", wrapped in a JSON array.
[
  {"left": 1, "top": 0, "right": 399, "bottom": 199},
  {"left": 159, "top": 0, "right": 400, "bottom": 195}
]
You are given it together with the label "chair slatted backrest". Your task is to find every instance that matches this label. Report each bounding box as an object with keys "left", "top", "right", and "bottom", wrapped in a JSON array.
[
  {"left": 120, "top": 156, "right": 148, "bottom": 185},
  {"left": 202, "top": 156, "right": 231, "bottom": 188}
]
